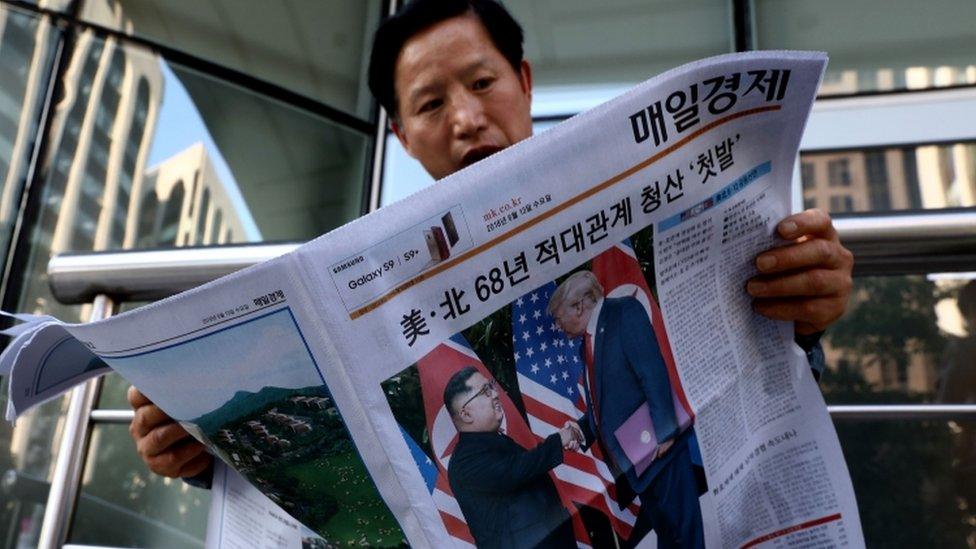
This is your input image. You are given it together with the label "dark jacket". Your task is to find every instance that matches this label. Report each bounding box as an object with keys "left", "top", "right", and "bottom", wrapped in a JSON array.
[
  {"left": 448, "top": 431, "right": 575, "bottom": 549},
  {"left": 578, "top": 296, "right": 684, "bottom": 497}
]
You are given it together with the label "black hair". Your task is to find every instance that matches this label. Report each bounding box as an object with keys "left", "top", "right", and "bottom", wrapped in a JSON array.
[
  {"left": 368, "top": 0, "right": 525, "bottom": 117},
  {"left": 443, "top": 366, "right": 479, "bottom": 416}
]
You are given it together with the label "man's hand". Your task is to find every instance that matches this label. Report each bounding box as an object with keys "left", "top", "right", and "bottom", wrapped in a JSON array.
[
  {"left": 127, "top": 386, "right": 213, "bottom": 478},
  {"left": 655, "top": 438, "right": 675, "bottom": 459},
  {"left": 747, "top": 209, "right": 854, "bottom": 335},
  {"left": 559, "top": 421, "right": 584, "bottom": 451}
]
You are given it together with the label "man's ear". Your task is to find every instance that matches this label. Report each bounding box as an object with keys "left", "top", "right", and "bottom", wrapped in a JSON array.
[
  {"left": 455, "top": 407, "right": 473, "bottom": 426},
  {"left": 518, "top": 59, "right": 533, "bottom": 100},
  {"left": 391, "top": 118, "right": 411, "bottom": 152}
]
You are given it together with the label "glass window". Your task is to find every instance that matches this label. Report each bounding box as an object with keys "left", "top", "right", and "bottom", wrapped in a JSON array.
[
  {"left": 195, "top": 187, "right": 209, "bottom": 245},
  {"left": 212, "top": 208, "right": 223, "bottom": 243},
  {"left": 0, "top": 4, "right": 58, "bottom": 273},
  {"left": 0, "top": 10, "right": 64, "bottom": 548},
  {"left": 16, "top": 0, "right": 74, "bottom": 11},
  {"left": 0, "top": 378, "right": 71, "bottom": 549},
  {"left": 67, "top": 424, "right": 210, "bottom": 548},
  {"left": 836, "top": 419, "right": 975, "bottom": 545},
  {"left": 863, "top": 150, "right": 891, "bottom": 210},
  {"left": 800, "top": 162, "right": 815, "bottom": 190},
  {"left": 821, "top": 275, "right": 976, "bottom": 405},
  {"left": 15, "top": 34, "right": 370, "bottom": 322},
  {"left": 801, "top": 142, "right": 976, "bottom": 214},
  {"left": 827, "top": 158, "right": 851, "bottom": 187},
  {"left": 509, "top": 0, "right": 731, "bottom": 93},
  {"left": 755, "top": 0, "right": 976, "bottom": 95},
  {"left": 380, "top": 133, "right": 433, "bottom": 207},
  {"left": 79, "top": 0, "right": 383, "bottom": 119},
  {"left": 3, "top": 27, "right": 371, "bottom": 547},
  {"left": 828, "top": 194, "right": 854, "bottom": 212}
]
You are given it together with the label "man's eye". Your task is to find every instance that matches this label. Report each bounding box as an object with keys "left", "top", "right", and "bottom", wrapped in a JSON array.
[
  {"left": 473, "top": 78, "right": 494, "bottom": 91},
  {"left": 418, "top": 99, "right": 442, "bottom": 113}
]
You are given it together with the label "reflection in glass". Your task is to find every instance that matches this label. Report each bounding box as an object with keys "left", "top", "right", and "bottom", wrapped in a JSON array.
[
  {"left": 755, "top": 0, "right": 976, "bottom": 95},
  {"left": 169, "top": 62, "right": 367, "bottom": 241},
  {"left": 837, "top": 419, "right": 975, "bottom": 546},
  {"left": 14, "top": 0, "right": 74, "bottom": 11},
  {"left": 16, "top": 31, "right": 164, "bottom": 321},
  {"left": 508, "top": 0, "right": 731, "bottom": 90},
  {"left": 940, "top": 279, "right": 976, "bottom": 402},
  {"left": 801, "top": 142, "right": 976, "bottom": 214},
  {"left": 16, "top": 29, "right": 370, "bottom": 320},
  {"left": 0, "top": 377, "right": 71, "bottom": 549},
  {"left": 0, "top": 5, "right": 58, "bottom": 273},
  {"left": 821, "top": 275, "right": 976, "bottom": 405},
  {"left": 79, "top": 0, "right": 383, "bottom": 119},
  {"left": 97, "top": 371, "right": 131, "bottom": 410},
  {"left": 0, "top": 8, "right": 66, "bottom": 548},
  {"left": 68, "top": 424, "right": 210, "bottom": 548}
]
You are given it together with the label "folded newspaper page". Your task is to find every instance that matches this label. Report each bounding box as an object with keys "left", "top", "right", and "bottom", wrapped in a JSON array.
[
  {"left": 206, "top": 462, "right": 329, "bottom": 549},
  {"left": 1, "top": 51, "right": 863, "bottom": 548}
]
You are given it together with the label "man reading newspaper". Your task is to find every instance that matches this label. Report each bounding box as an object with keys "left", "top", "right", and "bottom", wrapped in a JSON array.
[{"left": 127, "top": 0, "right": 854, "bottom": 545}]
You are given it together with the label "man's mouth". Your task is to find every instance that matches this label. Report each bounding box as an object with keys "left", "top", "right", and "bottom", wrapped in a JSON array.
[{"left": 461, "top": 146, "right": 502, "bottom": 168}]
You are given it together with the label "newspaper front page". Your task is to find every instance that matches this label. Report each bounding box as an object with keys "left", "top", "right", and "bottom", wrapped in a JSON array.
[{"left": 2, "top": 51, "right": 863, "bottom": 548}]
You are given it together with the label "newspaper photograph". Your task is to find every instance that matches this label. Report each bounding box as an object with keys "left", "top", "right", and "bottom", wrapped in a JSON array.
[
  {"left": 382, "top": 226, "right": 700, "bottom": 547},
  {"left": 1, "top": 51, "right": 864, "bottom": 548}
]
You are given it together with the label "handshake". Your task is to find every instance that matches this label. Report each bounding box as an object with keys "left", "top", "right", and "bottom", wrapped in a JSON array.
[{"left": 558, "top": 421, "right": 585, "bottom": 451}]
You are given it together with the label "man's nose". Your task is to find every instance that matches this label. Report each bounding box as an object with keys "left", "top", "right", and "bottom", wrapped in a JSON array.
[{"left": 450, "top": 91, "right": 487, "bottom": 139}]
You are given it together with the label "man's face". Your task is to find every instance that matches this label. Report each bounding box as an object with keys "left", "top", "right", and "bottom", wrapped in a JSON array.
[
  {"left": 391, "top": 14, "right": 533, "bottom": 180},
  {"left": 453, "top": 372, "right": 503, "bottom": 432},
  {"left": 553, "top": 297, "right": 591, "bottom": 339}
]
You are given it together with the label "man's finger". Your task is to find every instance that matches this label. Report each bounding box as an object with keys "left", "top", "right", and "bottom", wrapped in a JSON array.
[
  {"left": 146, "top": 440, "right": 207, "bottom": 478},
  {"left": 178, "top": 452, "right": 214, "bottom": 479},
  {"left": 130, "top": 404, "right": 176, "bottom": 438},
  {"left": 755, "top": 238, "right": 851, "bottom": 275},
  {"left": 748, "top": 269, "right": 851, "bottom": 299},
  {"left": 752, "top": 296, "right": 846, "bottom": 330},
  {"left": 776, "top": 208, "right": 836, "bottom": 240},
  {"left": 127, "top": 385, "right": 151, "bottom": 408},
  {"left": 139, "top": 422, "right": 194, "bottom": 458}
]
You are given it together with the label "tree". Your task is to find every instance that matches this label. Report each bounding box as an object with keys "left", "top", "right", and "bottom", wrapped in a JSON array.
[{"left": 827, "top": 276, "right": 945, "bottom": 393}]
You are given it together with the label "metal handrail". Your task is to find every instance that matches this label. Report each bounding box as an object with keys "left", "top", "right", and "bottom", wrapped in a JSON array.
[
  {"left": 49, "top": 243, "right": 298, "bottom": 304},
  {"left": 84, "top": 406, "right": 976, "bottom": 424},
  {"left": 834, "top": 209, "right": 976, "bottom": 275},
  {"left": 89, "top": 409, "right": 136, "bottom": 424},
  {"left": 37, "top": 295, "right": 115, "bottom": 549},
  {"left": 47, "top": 210, "right": 976, "bottom": 305},
  {"left": 828, "top": 404, "right": 976, "bottom": 420}
]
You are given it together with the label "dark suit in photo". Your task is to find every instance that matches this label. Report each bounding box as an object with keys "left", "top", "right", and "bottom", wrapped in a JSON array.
[
  {"left": 578, "top": 296, "right": 704, "bottom": 548},
  {"left": 448, "top": 431, "right": 576, "bottom": 549}
]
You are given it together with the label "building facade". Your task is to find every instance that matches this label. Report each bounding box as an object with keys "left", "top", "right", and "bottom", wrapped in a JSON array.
[{"left": 0, "top": 0, "right": 974, "bottom": 547}]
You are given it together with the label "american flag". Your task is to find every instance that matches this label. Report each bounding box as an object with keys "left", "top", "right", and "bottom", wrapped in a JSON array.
[
  {"left": 416, "top": 334, "right": 591, "bottom": 547},
  {"left": 512, "top": 281, "right": 641, "bottom": 539},
  {"left": 513, "top": 239, "right": 696, "bottom": 541}
]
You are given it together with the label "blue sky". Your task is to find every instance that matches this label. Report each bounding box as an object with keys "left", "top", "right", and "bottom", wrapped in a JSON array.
[{"left": 147, "top": 60, "right": 261, "bottom": 240}]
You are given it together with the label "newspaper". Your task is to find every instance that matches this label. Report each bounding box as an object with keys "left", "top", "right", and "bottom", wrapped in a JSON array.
[
  {"left": 206, "top": 462, "right": 329, "bottom": 549},
  {"left": 1, "top": 51, "right": 863, "bottom": 548}
]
